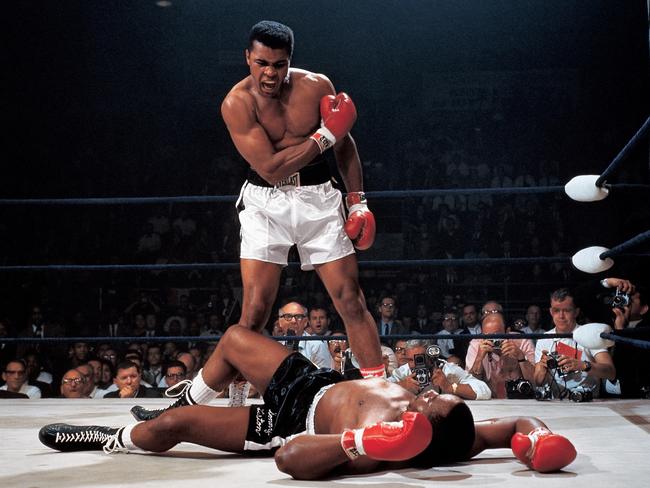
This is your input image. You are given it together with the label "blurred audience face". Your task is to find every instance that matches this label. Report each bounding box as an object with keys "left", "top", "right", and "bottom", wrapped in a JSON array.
[
  {"left": 277, "top": 302, "right": 309, "bottom": 336},
  {"left": 2, "top": 361, "right": 28, "bottom": 392},
  {"left": 164, "top": 365, "right": 187, "bottom": 387},
  {"left": 189, "top": 347, "right": 203, "bottom": 368},
  {"left": 23, "top": 353, "right": 42, "bottom": 380},
  {"left": 147, "top": 346, "right": 162, "bottom": 367},
  {"left": 88, "top": 359, "right": 102, "bottom": 385},
  {"left": 549, "top": 296, "right": 579, "bottom": 333},
  {"left": 309, "top": 308, "right": 330, "bottom": 336},
  {"left": 176, "top": 352, "right": 196, "bottom": 377},
  {"left": 462, "top": 305, "right": 479, "bottom": 328},
  {"left": 31, "top": 307, "right": 44, "bottom": 326},
  {"left": 100, "top": 362, "right": 113, "bottom": 385},
  {"left": 75, "top": 364, "right": 94, "bottom": 396},
  {"left": 145, "top": 313, "right": 157, "bottom": 330},
  {"left": 60, "top": 369, "right": 86, "bottom": 398},
  {"left": 71, "top": 342, "right": 90, "bottom": 362},
  {"left": 379, "top": 297, "right": 396, "bottom": 321},
  {"left": 481, "top": 301, "right": 503, "bottom": 320},
  {"left": 163, "top": 342, "right": 179, "bottom": 360},
  {"left": 113, "top": 364, "right": 141, "bottom": 397},
  {"left": 442, "top": 312, "right": 459, "bottom": 333},
  {"left": 393, "top": 339, "right": 409, "bottom": 366},
  {"left": 525, "top": 305, "right": 542, "bottom": 330},
  {"left": 133, "top": 314, "right": 146, "bottom": 331},
  {"left": 101, "top": 348, "right": 118, "bottom": 367}
]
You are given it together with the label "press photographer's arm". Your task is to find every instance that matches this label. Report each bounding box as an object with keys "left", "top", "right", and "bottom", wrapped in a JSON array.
[{"left": 534, "top": 350, "right": 616, "bottom": 385}]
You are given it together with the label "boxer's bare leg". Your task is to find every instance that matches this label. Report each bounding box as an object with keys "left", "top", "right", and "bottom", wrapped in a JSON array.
[
  {"left": 132, "top": 405, "right": 251, "bottom": 453},
  {"left": 315, "top": 254, "right": 383, "bottom": 369},
  {"left": 239, "top": 258, "right": 283, "bottom": 331},
  {"left": 201, "top": 324, "right": 291, "bottom": 393}
]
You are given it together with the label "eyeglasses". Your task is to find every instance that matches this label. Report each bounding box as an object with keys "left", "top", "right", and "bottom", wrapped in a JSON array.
[
  {"left": 482, "top": 309, "right": 500, "bottom": 316},
  {"left": 4, "top": 370, "right": 26, "bottom": 376},
  {"left": 102, "top": 354, "right": 117, "bottom": 359},
  {"left": 279, "top": 313, "right": 307, "bottom": 321},
  {"left": 62, "top": 377, "right": 84, "bottom": 385},
  {"left": 394, "top": 347, "right": 406, "bottom": 353},
  {"left": 550, "top": 307, "right": 575, "bottom": 315},
  {"left": 166, "top": 373, "right": 186, "bottom": 379},
  {"left": 381, "top": 303, "right": 395, "bottom": 308},
  {"left": 443, "top": 316, "right": 457, "bottom": 321}
]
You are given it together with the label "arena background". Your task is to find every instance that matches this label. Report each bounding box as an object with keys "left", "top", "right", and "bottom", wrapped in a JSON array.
[{"left": 3, "top": 1, "right": 648, "bottom": 332}]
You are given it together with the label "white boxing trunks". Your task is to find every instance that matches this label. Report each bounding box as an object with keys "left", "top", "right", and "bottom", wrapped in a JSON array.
[{"left": 237, "top": 180, "right": 355, "bottom": 270}]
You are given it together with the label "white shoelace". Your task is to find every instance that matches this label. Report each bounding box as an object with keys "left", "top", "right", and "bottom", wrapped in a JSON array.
[
  {"left": 55, "top": 429, "right": 112, "bottom": 445},
  {"left": 165, "top": 379, "right": 192, "bottom": 398},
  {"left": 103, "top": 429, "right": 129, "bottom": 455},
  {"left": 228, "top": 381, "right": 250, "bottom": 407}
]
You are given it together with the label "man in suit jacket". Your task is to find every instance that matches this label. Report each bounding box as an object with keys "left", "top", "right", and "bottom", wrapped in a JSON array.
[
  {"left": 376, "top": 296, "right": 410, "bottom": 340},
  {"left": 104, "top": 361, "right": 162, "bottom": 399}
]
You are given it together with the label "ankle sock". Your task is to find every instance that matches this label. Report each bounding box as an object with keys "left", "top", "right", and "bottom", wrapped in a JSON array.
[{"left": 188, "top": 368, "right": 219, "bottom": 404}]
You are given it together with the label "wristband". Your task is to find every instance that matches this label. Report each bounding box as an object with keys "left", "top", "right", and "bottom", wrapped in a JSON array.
[
  {"left": 340, "top": 429, "right": 362, "bottom": 460},
  {"left": 518, "top": 358, "right": 527, "bottom": 363},
  {"left": 310, "top": 127, "right": 336, "bottom": 153}
]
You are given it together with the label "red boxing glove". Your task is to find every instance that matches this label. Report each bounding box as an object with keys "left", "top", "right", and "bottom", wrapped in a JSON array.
[
  {"left": 511, "top": 427, "right": 577, "bottom": 472},
  {"left": 341, "top": 411, "right": 432, "bottom": 461},
  {"left": 310, "top": 93, "right": 357, "bottom": 153},
  {"left": 345, "top": 192, "right": 376, "bottom": 250}
]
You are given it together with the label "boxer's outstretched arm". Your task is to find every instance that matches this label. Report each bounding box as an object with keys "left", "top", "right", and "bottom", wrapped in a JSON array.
[
  {"left": 275, "top": 434, "right": 379, "bottom": 480},
  {"left": 221, "top": 94, "right": 321, "bottom": 185},
  {"left": 470, "top": 416, "right": 546, "bottom": 456}
]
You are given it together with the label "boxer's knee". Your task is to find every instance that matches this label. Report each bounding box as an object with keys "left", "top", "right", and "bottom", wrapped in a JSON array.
[
  {"left": 335, "top": 290, "right": 366, "bottom": 323},
  {"left": 146, "top": 413, "right": 184, "bottom": 450}
]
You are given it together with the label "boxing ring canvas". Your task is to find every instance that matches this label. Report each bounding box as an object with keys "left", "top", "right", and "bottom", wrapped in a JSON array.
[{"left": 1, "top": 398, "right": 648, "bottom": 488}]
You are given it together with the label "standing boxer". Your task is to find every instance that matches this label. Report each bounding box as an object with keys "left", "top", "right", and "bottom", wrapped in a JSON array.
[{"left": 130, "top": 20, "right": 383, "bottom": 420}]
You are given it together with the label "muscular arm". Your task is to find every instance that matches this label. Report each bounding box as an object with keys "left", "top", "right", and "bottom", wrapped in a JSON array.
[
  {"left": 470, "top": 416, "right": 547, "bottom": 458},
  {"left": 333, "top": 134, "right": 364, "bottom": 192},
  {"left": 275, "top": 434, "right": 379, "bottom": 480},
  {"left": 221, "top": 93, "right": 321, "bottom": 185}
]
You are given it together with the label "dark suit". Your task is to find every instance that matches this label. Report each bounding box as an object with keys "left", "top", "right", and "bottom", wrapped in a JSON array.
[
  {"left": 376, "top": 320, "right": 410, "bottom": 337},
  {"left": 104, "top": 386, "right": 163, "bottom": 398},
  {"left": 611, "top": 319, "right": 650, "bottom": 398}
]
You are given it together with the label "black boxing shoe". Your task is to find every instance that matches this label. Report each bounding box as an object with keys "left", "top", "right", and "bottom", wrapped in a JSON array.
[
  {"left": 39, "top": 423, "right": 127, "bottom": 453},
  {"left": 130, "top": 379, "right": 194, "bottom": 421}
]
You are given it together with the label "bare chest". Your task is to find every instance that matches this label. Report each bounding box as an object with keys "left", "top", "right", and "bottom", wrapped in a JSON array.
[{"left": 254, "top": 94, "right": 320, "bottom": 149}]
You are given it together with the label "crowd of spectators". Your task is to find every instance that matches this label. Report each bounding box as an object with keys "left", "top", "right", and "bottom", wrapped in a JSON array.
[{"left": 2, "top": 277, "right": 647, "bottom": 401}]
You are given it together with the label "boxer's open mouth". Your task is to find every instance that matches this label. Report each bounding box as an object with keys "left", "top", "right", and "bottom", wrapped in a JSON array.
[{"left": 261, "top": 81, "right": 276, "bottom": 92}]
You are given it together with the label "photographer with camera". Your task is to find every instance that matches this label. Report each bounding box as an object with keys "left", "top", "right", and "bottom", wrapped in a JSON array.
[
  {"left": 466, "top": 312, "right": 536, "bottom": 399},
  {"left": 599, "top": 279, "right": 650, "bottom": 398},
  {"left": 388, "top": 339, "right": 491, "bottom": 400},
  {"left": 533, "top": 288, "right": 615, "bottom": 400}
]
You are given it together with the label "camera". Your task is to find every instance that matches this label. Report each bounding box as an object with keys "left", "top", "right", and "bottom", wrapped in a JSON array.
[
  {"left": 546, "top": 351, "right": 561, "bottom": 369},
  {"left": 535, "top": 384, "right": 554, "bottom": 401},
  {"left": 569, "top": 388, "right": 593, "bottom": 403},
  {"left": 413, "top": 353, "right": 432, "bottom": 389},
  {"left": 506, "top": 379, "right": 535, "bottom": 399},
  {"left": 426, "top": 345, "right": 445, "bottom": 369},
  {"left": 603, "top": 289, "right": 631, "bottom": 309},
  {"left": 491, "top": 339, "right": 503, "bottom": 352}
]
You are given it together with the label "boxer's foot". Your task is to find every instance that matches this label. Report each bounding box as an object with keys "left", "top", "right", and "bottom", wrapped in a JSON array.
[
  {"left": 39, "top": 423, "right": 127, "bottom": 453},
  {"left": 131, "top": 380, "right": 193, "bottom": 421}
]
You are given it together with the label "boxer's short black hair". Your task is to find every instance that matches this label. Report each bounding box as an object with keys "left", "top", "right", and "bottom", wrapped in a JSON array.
[
  {"left": 411, "top": 401, "right": 475, "bottom": 468},
  {"left": 249, "top": 20, "right": 294, "bottom": 58}
]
